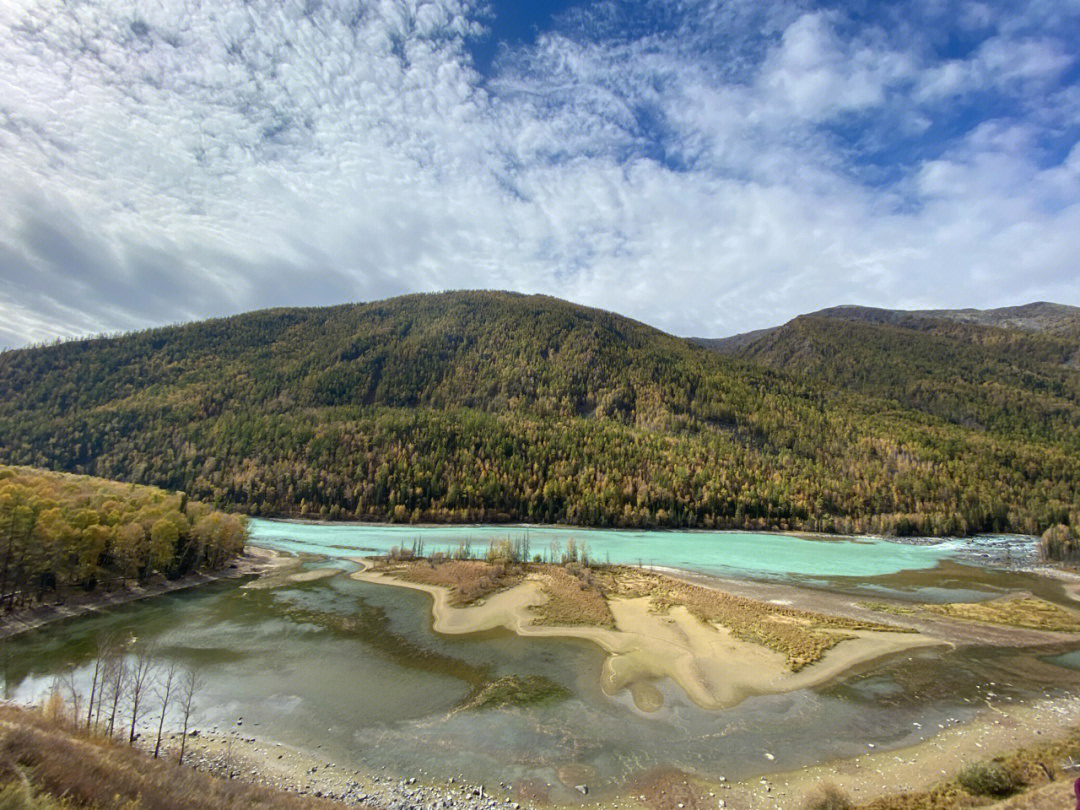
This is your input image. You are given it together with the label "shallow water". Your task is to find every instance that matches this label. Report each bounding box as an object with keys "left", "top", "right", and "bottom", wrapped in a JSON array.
[{"left": 4, "top": 562, "right": 1079, "bottom": 801}]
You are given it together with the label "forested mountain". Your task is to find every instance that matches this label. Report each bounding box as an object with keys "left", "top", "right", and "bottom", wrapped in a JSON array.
[
  {"left": 0, "top": 465, "right": 246, "bottom": 608},
  {"left": 1, "top": 291, "right": 1078, "bottom": 537},
  {"left": 697, "top": 303, "right": 1080, "bottom": 445}
]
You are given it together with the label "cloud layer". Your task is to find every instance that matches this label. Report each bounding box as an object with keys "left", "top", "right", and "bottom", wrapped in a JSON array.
[{"left": 1, "top": 0, "right": 1078, "bottom": 348}]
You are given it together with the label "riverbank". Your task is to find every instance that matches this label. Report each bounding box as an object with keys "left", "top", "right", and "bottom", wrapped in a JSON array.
[
  {"left": 0, "top": 546, "right": 291, "bottom": 641},
  {"left": 160, "top": 690, "right": 1080, "bottom": 810},
  {"left": 719, "top": 694, "right": 1080, "bottom": 809}
]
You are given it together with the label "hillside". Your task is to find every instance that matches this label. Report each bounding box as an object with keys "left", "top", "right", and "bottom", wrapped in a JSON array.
[
  {"left": 697, "top": 303, "right": 1080, "bottom": 445},
  {"left": 0, "top": 703, "right": 344, "bottom": 810},
  {"left": 698, "top": 302, "right": 1080, "bottom": 352},
  {"left": 1, "top": 291, "right": 1078, "bottom": 537}
]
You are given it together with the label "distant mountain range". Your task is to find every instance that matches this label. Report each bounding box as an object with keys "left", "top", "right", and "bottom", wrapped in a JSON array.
[{"left": 1, "top": 292, "right": 1077, "bottom": 537}]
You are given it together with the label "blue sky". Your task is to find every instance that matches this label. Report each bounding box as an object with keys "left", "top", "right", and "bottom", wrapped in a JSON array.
[{"left": 1, "top": 0, "right": 1078, "bottom": 348}]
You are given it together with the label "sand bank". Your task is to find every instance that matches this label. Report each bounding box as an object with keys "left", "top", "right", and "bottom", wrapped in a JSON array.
[{"left": 351, "top": 562, "right": 938, "bottom": 711}]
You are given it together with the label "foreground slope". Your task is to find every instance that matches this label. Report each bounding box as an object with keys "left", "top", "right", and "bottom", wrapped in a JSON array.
[{"left": 1, "top": 291, "right": 1077, "bottom": 535}]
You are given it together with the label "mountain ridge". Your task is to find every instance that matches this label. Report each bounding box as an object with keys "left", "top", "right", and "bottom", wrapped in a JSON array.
[
  {"left": 1, "top": 290, "right": 1077, "bottom": 537},
  {"left": 695, "top": 301, "right": 1080, "bottom": 353}
]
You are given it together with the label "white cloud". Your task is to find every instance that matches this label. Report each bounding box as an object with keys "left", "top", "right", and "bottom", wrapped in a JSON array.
[{"left": 0, "top": 0, "right": 1078, "bottom": 349}]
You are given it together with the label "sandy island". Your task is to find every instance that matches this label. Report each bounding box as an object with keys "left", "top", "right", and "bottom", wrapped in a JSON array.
[{"left": 350, "top": 560, "right": 940, "bottom": 711}]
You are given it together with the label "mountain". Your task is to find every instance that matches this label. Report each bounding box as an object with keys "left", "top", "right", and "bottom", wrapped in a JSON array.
[
  {"left": 1, "top": 291, "right": 1077, "bottom": 537},
  {"left": 697, "top": 302, "right": 1080, "bottom": 352},
  {"left": 695, "top": 301, "right": 1080, "bottom": 446}
]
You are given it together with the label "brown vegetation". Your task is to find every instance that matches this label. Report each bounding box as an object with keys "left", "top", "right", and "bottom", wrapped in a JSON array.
[
  {"left": 381, "top": 559, "right": 525, "bottom": 606},
  {"left": 804, "top": 783, "right": 854, "bottom": 810},
  {"left": 530, "top": 566, "right": 615, "bottom": 628},
  {"left": 0, "top": 703, "right": 348, "bottom": 810},
  {"left": 924, "top": 596, "right": 1080, "bottom": 633}
]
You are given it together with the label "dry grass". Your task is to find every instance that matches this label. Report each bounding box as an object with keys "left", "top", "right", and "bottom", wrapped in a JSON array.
[
  {"left": 0, "top": 704, "right": 349, "bottom": 810},
  {"left": 860, "top": 601, "right": 919, "bottom": 616},
  {"left": 593, "top": 567, "right": 908, "bottom": 671},
  {"left": 530, "top": 567, "right": 615, "bottom": 628},
  {"left": 984, "top": 778, "right": 1076, "bottom": 809},
  {"left": 380, "top": 559, "right": 525, "bottom": 605},
  {"left": 924, "top": 596, "right": 1080, "bottom": 633}
]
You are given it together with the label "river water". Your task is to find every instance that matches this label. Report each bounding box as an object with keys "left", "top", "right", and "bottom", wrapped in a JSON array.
[{"left": 3, "top": 522, "right": 1078, "bottom": 800}]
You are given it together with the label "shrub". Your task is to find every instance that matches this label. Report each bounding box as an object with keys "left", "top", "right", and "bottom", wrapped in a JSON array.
[
  {"left": 1040, "top": 524, "right": 1079, "bottom": 562},
  {"left": 802, "top": 783, "right": 853, "bottom": 810},
  {"left": 957, "top": 761, "right": 1019, "bottom": 797}
]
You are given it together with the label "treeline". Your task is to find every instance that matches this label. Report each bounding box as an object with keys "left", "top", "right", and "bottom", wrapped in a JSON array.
[
  {"left": 0, "top": 465, "right": 246, "bottom": 610},
  {"left": 0, "top": 291, "right": 1078, "bottom": 539}
]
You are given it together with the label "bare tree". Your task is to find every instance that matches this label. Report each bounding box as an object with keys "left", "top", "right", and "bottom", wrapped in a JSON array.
[
  {"left": 87, "top": 632, "right": 120, "bottom": 731},
  {"left": 177, "top": 668, "right": 202, "bottom": 766},
  {"left": 105, "top": 655, "right": 129, "bottom": 738},
  {"left": 85, "top": 650, "right": 103, "bottom": 730},
  {"left": 127, "top": 645, "right": 157, "bottom": 744},
  {"left": 152, "top": 660, "right": 179, "bottom": 758},
  {"left": 92, "top": 660, "right": 109, "bottom": 733},
  {"left": 59, "top": 667, "right": 82, "bottom": 726}
]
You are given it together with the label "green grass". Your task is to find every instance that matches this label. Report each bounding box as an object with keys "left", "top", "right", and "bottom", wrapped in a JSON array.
[{"left": 460, "top": 675, "right": 572, "bottom": 711}]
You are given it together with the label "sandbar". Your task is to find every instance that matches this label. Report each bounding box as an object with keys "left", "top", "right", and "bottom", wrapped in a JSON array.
[{"left": 350, "top": 561, "right": 938, "bottom": 710}]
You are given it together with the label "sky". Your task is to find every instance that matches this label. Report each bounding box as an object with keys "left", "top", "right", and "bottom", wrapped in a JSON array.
[{"left": 1, "top": 0, "right": 1079, "bottom": 349}]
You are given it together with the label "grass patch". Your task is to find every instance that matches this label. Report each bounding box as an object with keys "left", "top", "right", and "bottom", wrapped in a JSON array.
[
  {"left": 531, "top": 567, "right": 615, "bottom": 628},
  {"left": 0, "top": 781, "right": 70, "bottom": 810},
  {"left": 460, "top": 675, "right": 572, "bottom": 711},
  {"left": 955, "top": 762, "right": 1019, "bottom": 797},
  {"left": 379, "top": 559, "right": 525, "bottom": 606},
  {"left": 925, "top": 596, "right": 1080, "bottom": 632},
  {"left": 860, "top": 601, "right": 919, "bottom": 617}
]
